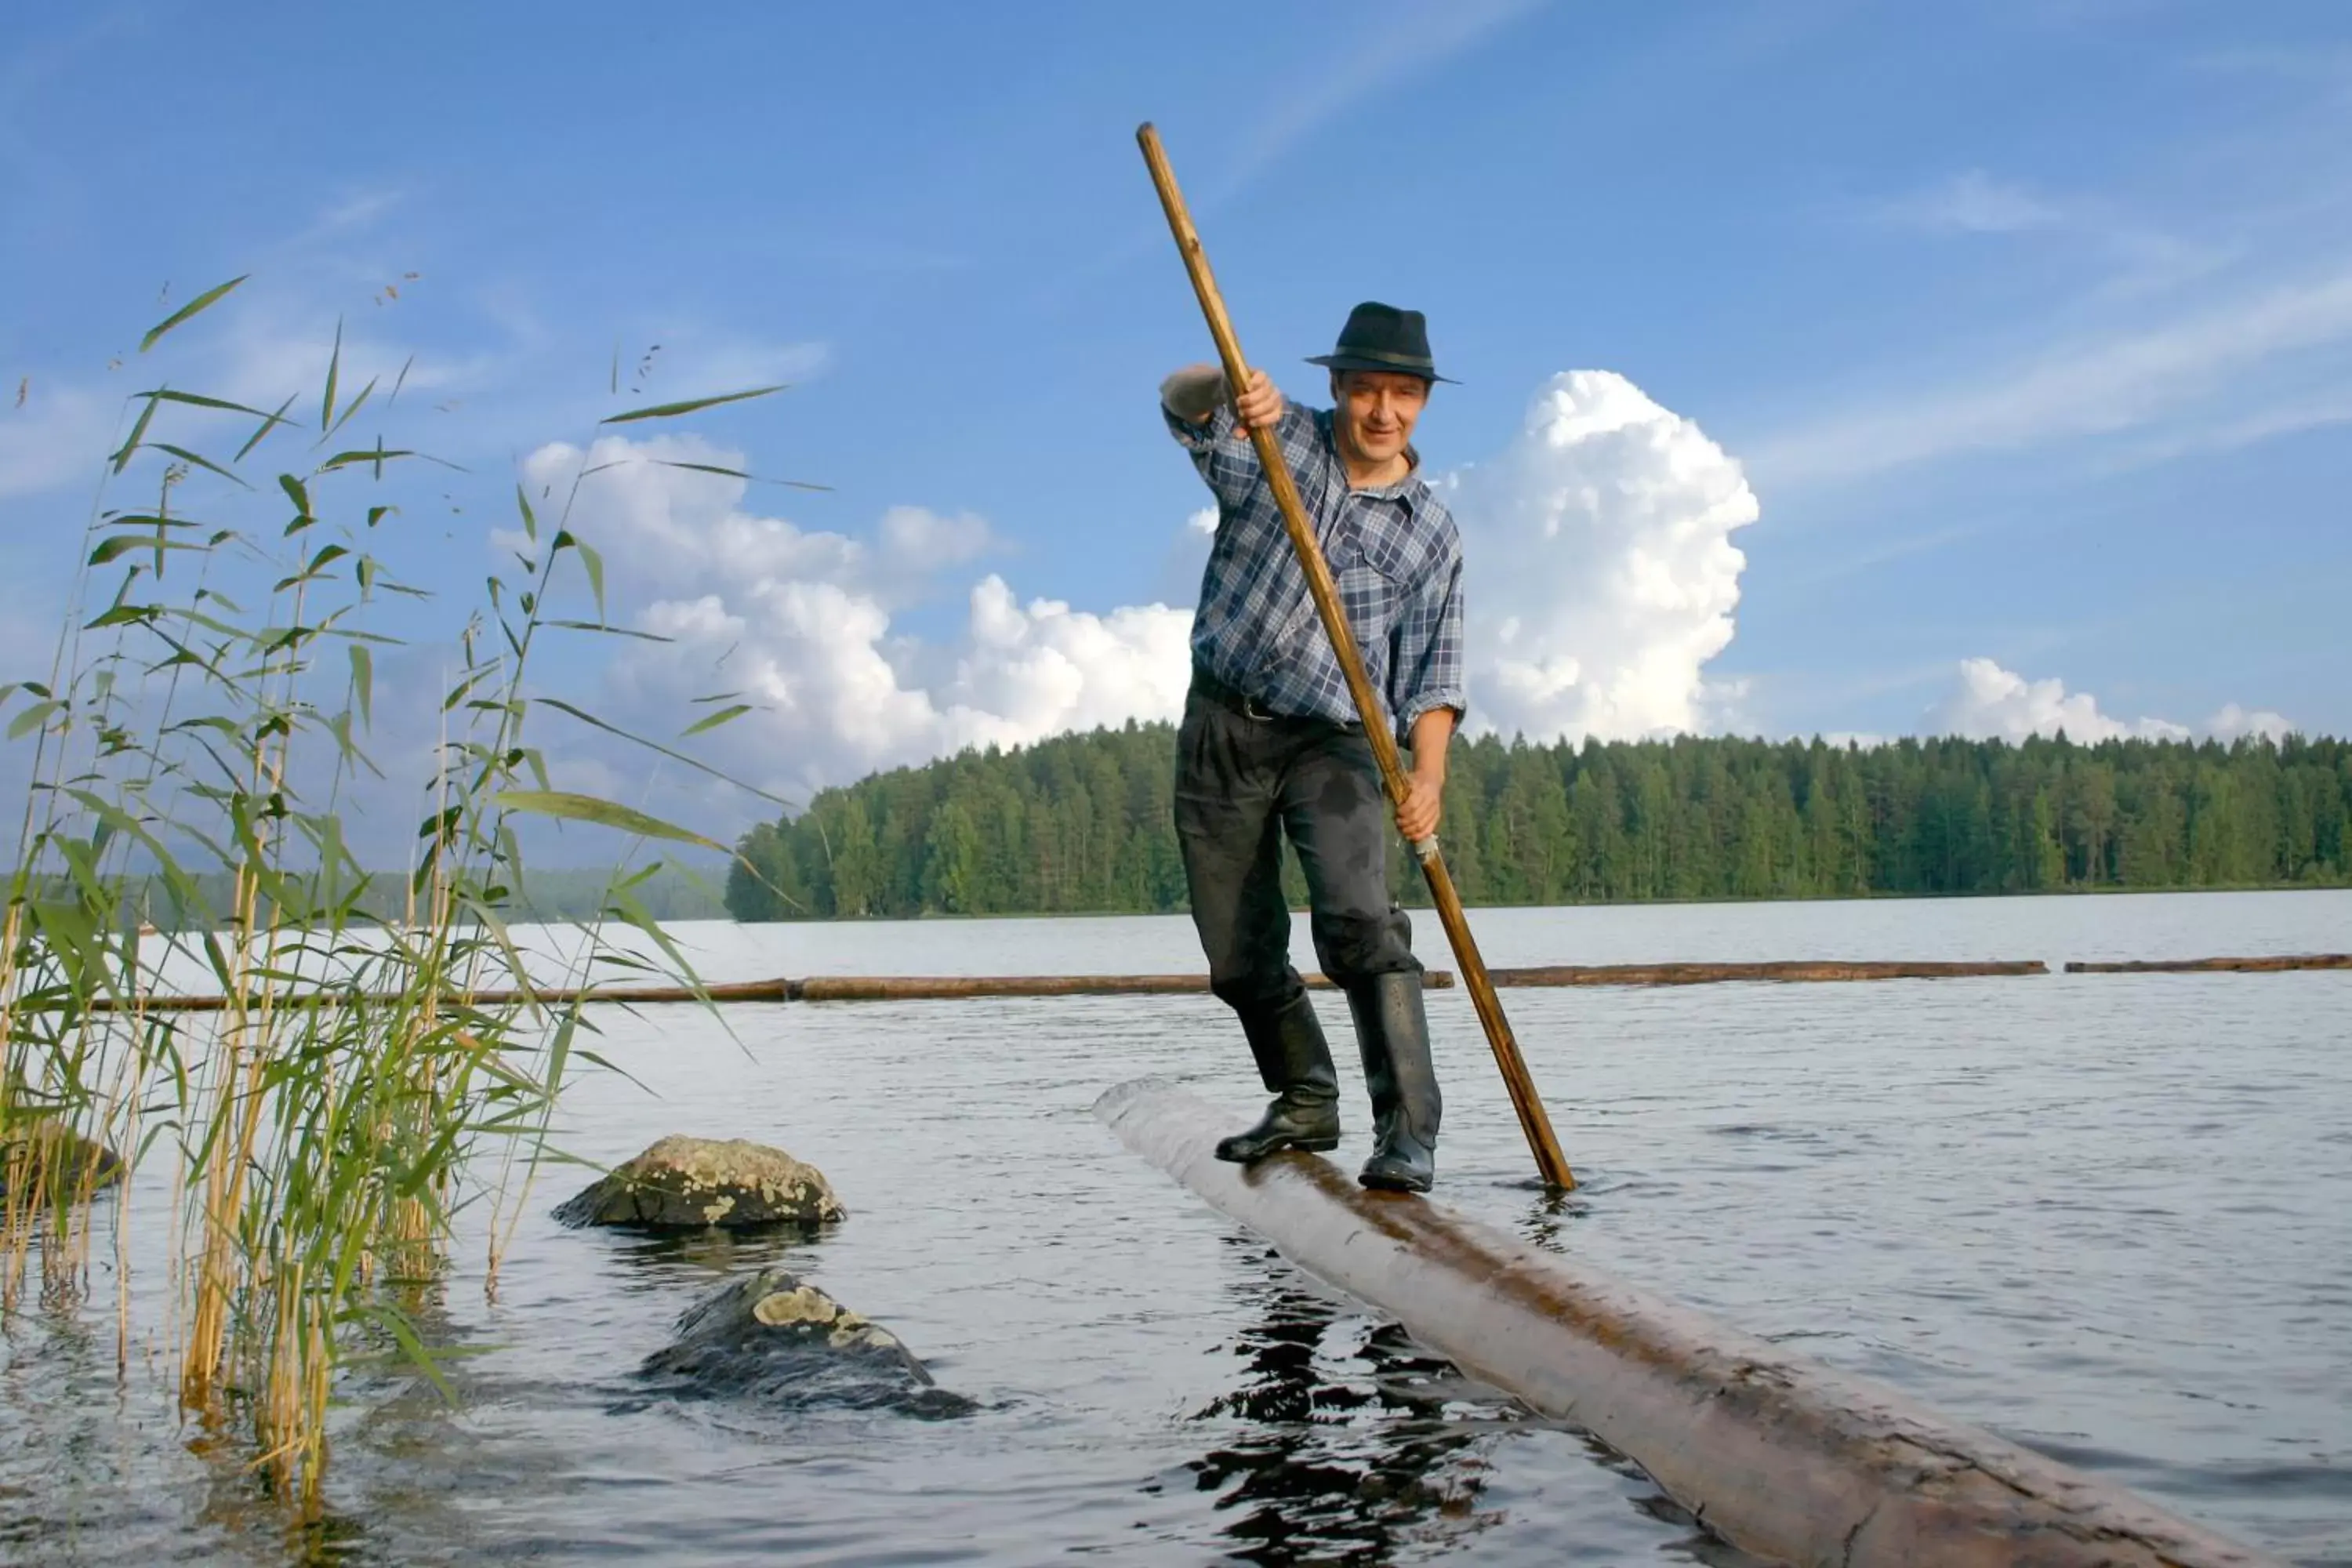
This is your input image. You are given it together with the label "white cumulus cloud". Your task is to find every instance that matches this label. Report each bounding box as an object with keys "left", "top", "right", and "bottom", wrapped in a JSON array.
[
  {"left": 949, "top": 576, "right": 1194, "bottom": 740},
  {"left": 2205, "top": 702, "right": 2296, "bottom": 743},
  {"left": 1443, "top": 370, "right": 1759, "bottom": 741},
  {"left": 527, "top": 434, "right": 1190, "bottom": 803},
  {"left": 1929, "top": 657, "right": 2292, "bottom": 743}
]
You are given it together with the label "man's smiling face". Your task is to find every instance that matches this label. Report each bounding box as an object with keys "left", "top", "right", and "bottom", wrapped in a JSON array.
[{"left": 1330, "top": 369, "right": 1430, "bottom": 470}]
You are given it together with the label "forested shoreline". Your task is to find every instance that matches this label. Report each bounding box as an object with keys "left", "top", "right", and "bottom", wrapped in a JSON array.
[{"left": 724, "top": 724, "right": 2352, "bottom": 921}]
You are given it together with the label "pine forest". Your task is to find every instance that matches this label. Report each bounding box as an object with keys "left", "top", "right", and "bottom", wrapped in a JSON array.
[{"left": 724, "top": 725, "right": 2352, "bottom": 921}]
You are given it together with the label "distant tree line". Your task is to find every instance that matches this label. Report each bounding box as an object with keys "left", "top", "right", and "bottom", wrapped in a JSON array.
[{"left": 724, "top": 724, "right": 2352, "bottom": 921}]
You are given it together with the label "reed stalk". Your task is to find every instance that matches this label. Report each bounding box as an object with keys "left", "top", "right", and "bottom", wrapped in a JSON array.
[{"left": 0, "top": 275, "right": 779, "bottom": 1514}]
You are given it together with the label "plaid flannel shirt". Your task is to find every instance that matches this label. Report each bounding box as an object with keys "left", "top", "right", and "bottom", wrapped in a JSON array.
[{"left": 1166, "top": 399, "right": 1465, "bottom": 739}]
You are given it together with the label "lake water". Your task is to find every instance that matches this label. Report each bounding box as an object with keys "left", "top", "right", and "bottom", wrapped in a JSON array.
[{"left": 4, "top": 890, "right": 2348, "bottom": 1565}]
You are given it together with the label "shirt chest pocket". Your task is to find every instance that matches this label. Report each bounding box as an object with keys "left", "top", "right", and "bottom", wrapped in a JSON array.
[
  {"left": 1329, "top": 499, "right": 1420, "bottom": 572},
  {"left": 1325, "top": 513, "right": 1410, "bottom": 637}
]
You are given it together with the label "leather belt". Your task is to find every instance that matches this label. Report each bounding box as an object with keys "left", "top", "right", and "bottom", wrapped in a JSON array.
[{"left": 1190, "top": 668, "right": 1359, "bottom": 731}]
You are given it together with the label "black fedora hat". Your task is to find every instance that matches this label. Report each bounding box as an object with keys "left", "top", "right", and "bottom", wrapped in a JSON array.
[{"left": 1305, "top": 300, "right": 1457, "bottom": 383}]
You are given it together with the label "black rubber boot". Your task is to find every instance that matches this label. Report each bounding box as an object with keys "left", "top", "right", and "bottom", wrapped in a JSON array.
[
  {"left": 1348, "top": 971, "right": 1441, "bottom": 1193},
  {"left": 1215, "top": 993, "right": 1341, "bottom": 1163}
]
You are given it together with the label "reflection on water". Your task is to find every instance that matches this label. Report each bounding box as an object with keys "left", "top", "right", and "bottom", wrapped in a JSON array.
[
  {"left": 1179, "top": 1241, "right": 1748, "bottom": 1567},
  {"left": 1515, "top": 1189, "right": 1596, "bottom": 1255},
  {"left": 1183, "top": 1250, "right": 1515, "bottom": 1563}
]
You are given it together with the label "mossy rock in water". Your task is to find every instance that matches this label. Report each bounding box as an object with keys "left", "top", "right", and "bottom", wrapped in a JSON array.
[
  {"left": 641, "top": 1266, "right": 971, "bottom": 1417},
  {"left": 0, "top": 1125, "right": 125, "bottom": 1201},
  {"left": 553, "top": 1134, "right": 846, "bottom": 1230}
]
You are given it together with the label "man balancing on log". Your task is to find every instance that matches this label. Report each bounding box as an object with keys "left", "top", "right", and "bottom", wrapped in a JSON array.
[{"left": 1160, "top": 301, "right": 1464, "bottom": 1194}]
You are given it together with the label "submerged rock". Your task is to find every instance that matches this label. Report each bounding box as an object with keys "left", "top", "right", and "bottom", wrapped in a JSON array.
[
  {"left": 0, "top": 1125, "right": 125, "bottom": 1201},
  {"left": 641, "top": 1267, "right": 972, "bottom": 1417},
  {"left": 554, "top": 1135, "right": 845, "bottom": 1230}
]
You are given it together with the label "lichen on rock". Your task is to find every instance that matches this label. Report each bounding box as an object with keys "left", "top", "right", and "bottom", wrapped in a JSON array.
[
  {"left": 553, "top": 1134, "right": 846, "bottom": 1230},
  {"left": 641, "top": 1266, "right": 971, "bottom": 1417}
]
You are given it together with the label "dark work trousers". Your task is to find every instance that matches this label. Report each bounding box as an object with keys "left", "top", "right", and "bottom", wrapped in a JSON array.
[{"left": 1174, "top": 681, "right": 1421, "bottom": 1018}]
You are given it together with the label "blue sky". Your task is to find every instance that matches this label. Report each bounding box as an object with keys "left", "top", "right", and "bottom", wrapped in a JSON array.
[{"left": 4, "top": 2, "right": 2349, "bottom": 833}]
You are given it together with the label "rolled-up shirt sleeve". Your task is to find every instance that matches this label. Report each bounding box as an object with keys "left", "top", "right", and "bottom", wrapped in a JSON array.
[
  {"left": 1390, "top": 550, "right": 1465, "bottom": 740},
  {"left": 1163, "top": 401, "right": 1316, "bottom": 514}
]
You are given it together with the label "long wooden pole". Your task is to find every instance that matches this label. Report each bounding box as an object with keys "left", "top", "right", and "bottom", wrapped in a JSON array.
[{"left": 1136, "top": 122, "right": 1575, "bottom": 1191}]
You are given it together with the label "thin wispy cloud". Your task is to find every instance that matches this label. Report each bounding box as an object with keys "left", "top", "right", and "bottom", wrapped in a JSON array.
[
  {"left": 1884, "top": 169, "right": 2061, "bottom": 234},
  {"left": 1775, "top": 521, "right": 1994, "bottom": 600},
  {"left": 0, "top": 383, "right": 119, "bottom": 503},
  {"left": 1750, "top": 265, "right": 2352, "bottom": 486},
  {"left": 1874, "top": 169, "right": 2235, "bottom": 297},
  {"left": 284, "top": 187, "right": 411, "bottom": 249},
  {"left": 1210, "top": 0, "right": 1544, "bottom": 200},
  {"left": 0, "top": 6, "right": 145, "bottom": 127},
  {"left": 2100, "top": 387, "right": 2352, "bottom": 470},
  {"left": 1051, "top": 0, "right": 1543, "bottom": 299},
  {"left": 1033, "top": 0, "right": 1544, "bottom": 305},
  {"left": 630, "top": 336, "right": 831, "bottom": 401}
]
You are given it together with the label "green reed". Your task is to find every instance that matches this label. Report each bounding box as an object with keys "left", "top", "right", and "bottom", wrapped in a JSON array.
[{"left": 0, "top": 277, "right": 778, "bottom": 1512}]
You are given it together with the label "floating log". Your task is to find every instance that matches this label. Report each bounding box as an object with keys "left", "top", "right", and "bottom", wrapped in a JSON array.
[
  {"left": 2064, "top": 953, "right": 2352, "bottom": 975},
  {"left": 94, "top": 976, "right": 794, "bottom": 1014},
  {"left": 65, "top": 953, "right": 2352, "bottom": 1012},
  {"left": 87, "top": 970, "right": 1455, "bottom": 1013},
  {"left": 1094, "top": 1080, "right": 2278, "bottom": 1568},
  {"left": 1486, "top": 959, "right": 2047, "bottom": 986},
  {"left": 787, "top": 971, "right": 1452, "bottom": 1001}
]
